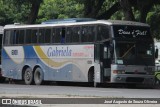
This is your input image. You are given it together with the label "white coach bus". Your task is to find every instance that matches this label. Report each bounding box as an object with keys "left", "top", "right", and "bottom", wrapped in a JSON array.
[{"left": 1, "top": 18, "right": 155, "bottom": 86}]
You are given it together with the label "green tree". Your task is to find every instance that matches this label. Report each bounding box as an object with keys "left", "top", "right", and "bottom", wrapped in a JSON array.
[
  {"left": 0, "top": 0, "right": 31, "bottom": 25},
  {"left": 37, "top": 0, "right": 83, "bottom": 23},
  {"left": 147, "top": 6, "right": 160, "bottom": 39},
  {"left": 79, "top": 0, "right": 160, "bottom": 23},
  {"left": 0, "top": 0, "right": 14, "bottom": 25},
  {"left": 13, "top": 0, "right": 43, "bottom": 24}
]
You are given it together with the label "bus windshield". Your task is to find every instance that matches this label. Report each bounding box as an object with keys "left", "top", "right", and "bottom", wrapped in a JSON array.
[{"left": 115, "top": 41, "right": 154, "bottom": 65}]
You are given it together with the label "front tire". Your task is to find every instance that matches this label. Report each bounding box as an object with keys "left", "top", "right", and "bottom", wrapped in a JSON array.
[
  {"left": 34, "top": 67, "right": 44, "bottom": 85},
  {"left": 88, "top": 70, "right": 94, "bottom": 82},
  {"left": 24, "top": 68, "right": 34, "bottom": 85},
  {"left": 88, "top": 70, "right": 95, "bottom": 87}
]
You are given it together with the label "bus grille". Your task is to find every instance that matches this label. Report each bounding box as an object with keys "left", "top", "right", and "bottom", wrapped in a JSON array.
[
  {"left": 125, "top": 72, "right": 146, "bottom": 74},
  {"left": 126, "top": 77, "right": 144, "bottom": 83}
]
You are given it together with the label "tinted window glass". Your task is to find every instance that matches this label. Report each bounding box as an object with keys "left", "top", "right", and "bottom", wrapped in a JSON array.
[
  {"left": 45, "top": 29, "right": 51, "bottom": 43},
  {"left": 81, "top": 26, "right": 88, "bottom": 42},
  {"left": 72, "top": 27, "right": 80, "bottom": 43},
  {"left": 81, "top": 26, "right": 95, "bottom": 42},
  {"left": 13, "top": 30, "right": 19, "bottom": 44},
  {"left": 31, "top": 29, "right": 38, "bottom": 43},
  {"left": 55, "top": 28, "right": 62, "bottom": 43},
  {"left": 39, "top": 29, "right": 45, "bottom": 43},
  {"left": 51, "top": 28, "right": 55, "bottom": 43},
  {"left": 88, "top": 26, "right": 95, "bottom": 42},
  {"left": 61, "top": 28, "right": 65, "bottom": 43},
  {"left": 66, "top": 27, "right": 72, "bottom": 43},
  {"left": 4, "top": 31, "right": 11, "bottom": 45},
  {"left": 18, "top": 30, "right": 25, "bottom": 44},
  {"left": 11, "top": 30, "right": 16, "bottom": 45},
  {"left": 26, "top": 29, "right": 32, "bottom": 44},
  {"left": 97, "top": 25, "right": 109, "bottom": 41}
]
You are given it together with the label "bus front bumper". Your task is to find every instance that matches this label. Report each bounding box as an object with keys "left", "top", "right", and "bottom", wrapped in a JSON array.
[{"left": 111, "top": 74, "right": 155, "bottom": 84}]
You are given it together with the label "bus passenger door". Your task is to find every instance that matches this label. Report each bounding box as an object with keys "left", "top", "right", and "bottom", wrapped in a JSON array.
[
  {"left": 94, "top": 43, "right": 111, "bottom": 83},
  {"left": 94, "top": 44, "right": 103, "bottom": 83},
  {"left": 102, "top": 43, "right": 111, "bottom": 82}
]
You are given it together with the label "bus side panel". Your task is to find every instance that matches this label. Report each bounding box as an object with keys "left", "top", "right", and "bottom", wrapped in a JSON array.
[
  {"left": 2, "top": 46, "right": 25, "bottom": 80},
  {"left": 2, "top": 44, "right": 94, "bottom": 82},
  {"left": 33, "top": 45, "right": 94, "bottom": 82}
]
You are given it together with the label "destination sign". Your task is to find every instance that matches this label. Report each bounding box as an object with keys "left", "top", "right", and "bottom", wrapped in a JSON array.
[{"left": 113, "top": 25, "right": 151, "bottom": 39}]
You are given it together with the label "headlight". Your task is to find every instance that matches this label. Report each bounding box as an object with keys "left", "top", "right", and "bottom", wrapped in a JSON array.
[
  {"left": 113, "top": 70, "right": 125, "bottom": 74},
  {"left": 146, "top": 71, "right": 154, "bottom": 75},
  {"left": 145, "top": 67, "right": 154, "bottom": 75}
]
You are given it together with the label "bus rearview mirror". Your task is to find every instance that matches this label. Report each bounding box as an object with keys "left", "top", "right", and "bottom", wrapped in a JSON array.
[{"left": 155, "top": 49, "right": 158, "bottom": 59}]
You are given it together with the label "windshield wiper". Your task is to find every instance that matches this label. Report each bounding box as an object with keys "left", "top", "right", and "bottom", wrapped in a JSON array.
[{"left": 122, "top": 44, "right": 135, "bottom": 58}]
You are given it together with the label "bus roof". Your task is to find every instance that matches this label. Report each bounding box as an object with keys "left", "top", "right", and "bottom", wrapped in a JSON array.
[
  {"left": 41, "top": 18, "right": 97, "bottom": 24},
  {"left": 0, "top": 26, "right": 3, "bottom": 34},
  {"left": 106, "top": 20, "right": 149, "bottom": 26},
  {"left": 4, "top": 20, "right": 149, "bottom": 29}
]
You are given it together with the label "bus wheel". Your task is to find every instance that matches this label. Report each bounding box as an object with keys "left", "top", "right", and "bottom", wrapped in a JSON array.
[
  {"left": 88, "top": 69, "right": 94, "bottom": 82},
  {"left": 88, "top": 69, "right": 94, "bottom": 87},
  {"left": 24, "top": 68, "right": 34, "bottom": 85},
  {"left": 34, "top": 67, "right": 43, "bottom": 85}
]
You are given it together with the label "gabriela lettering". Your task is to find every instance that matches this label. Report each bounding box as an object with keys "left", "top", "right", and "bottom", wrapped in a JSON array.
[{"left": 47, "top": 47, "right": 72, "bottom": 57}]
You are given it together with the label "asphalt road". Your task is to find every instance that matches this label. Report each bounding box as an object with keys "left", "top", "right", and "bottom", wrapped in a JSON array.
[{"left": 0, "top": 83, "right": 160, "bottom": 98}]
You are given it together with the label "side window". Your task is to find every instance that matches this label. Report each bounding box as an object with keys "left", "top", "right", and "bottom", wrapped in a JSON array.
[
  {"left": 66, "top": 27, "right": 72, "bottom": 43},
  {"left": 17, "top": 30, "right": 25, "bottom": 44},
  {"left": 4, "top": 30, "right": 11, "bottom": 45},
  {"left": 45, "top": 28, "right": 51, "bottom": 43},
  {"left": 31, "top": 29, "right": 38, "bottom": 43},
  {"left": 55, "top": 28, "right": 62, "bottom": 43},
  {"left": 97, "top": 25, "right": 109, "bottom": 41},
  {"left": 39, "top": 29, "right": 45, "bottom": 43},
  {"left": 15, "top": 30, "right": 19, "bottom": 44},
  {"left": 72, "top": 27, "right": 80, "bottom": 43},
  {"left": 81, "top": 26, "right": 88, "bottom": 42},
  {"left": 81, "top": 25, "right": 95, "bottom": 43},
  {"left": 26, "top": 29, "right": 32, "bottom": 44},
  {"left": 61, "top": 28, "right": 65, "bottom": 43},
  {"left": 88, "top": 26, "right": 95, "bottom": 42},
  {"left": 51, "top": 28, "right": 55, "bottom": 43},
  {"left": 11, "top": 30, "right": 16, "bottom": 45}
]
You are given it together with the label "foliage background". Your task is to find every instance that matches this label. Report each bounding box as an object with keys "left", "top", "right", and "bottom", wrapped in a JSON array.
[{"left": 0, "top": 0, "right": 160, "bottom": 39}]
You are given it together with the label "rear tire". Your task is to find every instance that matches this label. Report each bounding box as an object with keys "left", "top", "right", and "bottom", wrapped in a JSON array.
[
  {"left": 34, "top": 67, "right": 44, "bottom": 85},
  {"left": 24, "top": 68, "right": 34, "bottom": 85}
]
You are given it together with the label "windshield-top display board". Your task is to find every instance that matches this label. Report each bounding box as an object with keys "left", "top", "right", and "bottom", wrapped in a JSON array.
[{"left": 113, "top": 25, "right": 151, "bottom": 39}]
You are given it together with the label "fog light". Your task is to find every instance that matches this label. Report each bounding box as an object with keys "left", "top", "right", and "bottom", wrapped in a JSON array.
[{"left": 116, "top": 77, "right": 122, "bottom": 80}]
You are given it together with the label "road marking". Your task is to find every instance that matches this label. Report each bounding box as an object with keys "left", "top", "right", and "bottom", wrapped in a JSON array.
[
  {"left": 79, "top": 90, "right": 122, "bottom": 93},
  {"left": 0, "top": 87, "right": 32, "bottom": 90}
]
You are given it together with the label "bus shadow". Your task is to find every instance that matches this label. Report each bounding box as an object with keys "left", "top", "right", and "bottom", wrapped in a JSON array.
[{"left": 2, "top": 79, "right": 160, "bottom": 89}]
